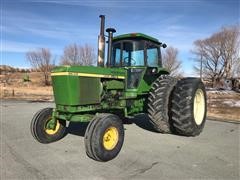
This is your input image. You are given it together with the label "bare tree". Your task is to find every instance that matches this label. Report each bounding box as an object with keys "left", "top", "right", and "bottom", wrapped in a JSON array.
[
  {"left": 26, "top": 48, "right": 54, "bottom": 85},
  {"left": 162, "top": 46, "right": 182, "bottom": 77},
  {"left": 233, "top": 57, "right": 240, "bottom": 78},
  {"left": 192, "top": 25, "right": 240, "bottom": 87},
  {"left": 60, "top": 43, "right": 95, "bottom": 66}
]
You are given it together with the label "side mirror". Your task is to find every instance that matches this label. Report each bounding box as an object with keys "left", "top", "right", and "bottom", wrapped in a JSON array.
[{"left": 162, "top": 43, "right": 167, "bottom": 48}]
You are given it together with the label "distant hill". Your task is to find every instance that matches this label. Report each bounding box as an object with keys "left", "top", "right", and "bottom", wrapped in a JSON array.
[{"left": 0, "top": 65, "right": 32, "bottom": 74}]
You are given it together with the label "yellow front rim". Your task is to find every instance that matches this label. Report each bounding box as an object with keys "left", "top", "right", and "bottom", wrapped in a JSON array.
[
  {"left": 194, "top": 89, "right": 205, "bottom": 125},
  {"left": 103, "top": 127, "right": 119, "bottom": 150},
  {"left": 45, "top": 120, "right": 60, "bottom": 135}
]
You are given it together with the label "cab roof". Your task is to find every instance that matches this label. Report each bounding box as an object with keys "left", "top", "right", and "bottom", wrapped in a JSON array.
[{"left": 113, "top": 33, "right": 161, "bottom": 45}]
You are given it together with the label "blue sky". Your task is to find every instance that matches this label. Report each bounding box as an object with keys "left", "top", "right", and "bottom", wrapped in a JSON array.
[{"left": 1, "top": 0, "right": 239, "bottom": 76}]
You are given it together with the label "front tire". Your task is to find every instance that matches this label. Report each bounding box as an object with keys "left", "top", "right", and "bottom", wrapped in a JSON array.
[
  {"left": 30, "top": 108, "right": 66, "bottom": 143},
  {"left": 84, "top": 114, "right": 124, "bottom": 162},
  {"left": 170, "top": 78, "right": 207, "bottom": 136}
]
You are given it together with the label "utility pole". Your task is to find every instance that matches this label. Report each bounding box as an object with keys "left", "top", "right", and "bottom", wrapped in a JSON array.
[{"left": 200, "top": 54, "right": 203, "bottom": 81}]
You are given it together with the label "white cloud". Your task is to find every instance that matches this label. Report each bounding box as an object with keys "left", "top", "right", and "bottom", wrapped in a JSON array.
[
  {"left": 23, "top": 0, "right": 203, "bottom": 8},
  {"left": 3, "top": 9, "right": 97, "bottom": 41},
  {"left": 1, "top": 40, "right": 62, "bottom": 54}
]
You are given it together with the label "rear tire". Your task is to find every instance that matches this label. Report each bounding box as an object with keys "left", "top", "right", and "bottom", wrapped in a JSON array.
[
  {"left": 30, "top": 108, "right": 66, "bottom": 143},
  {"left": 84, "top": 114, "right": 124, "bottom": 162},
  {"left": 170, "top": 78, "right": 207, "bottom": 136},
  {"left": 148, "top": 76, "right": 177, "bottom": 133}
]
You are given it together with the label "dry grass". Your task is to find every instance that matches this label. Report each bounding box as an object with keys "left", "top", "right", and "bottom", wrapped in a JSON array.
[{"left": 0, "top": 72, "right": 53, "bottom": 101}]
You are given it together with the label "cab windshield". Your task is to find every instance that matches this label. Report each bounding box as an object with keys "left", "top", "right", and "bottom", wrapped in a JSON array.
[{"left": 111, "top": 40, "right": 160, "bottom": 67}]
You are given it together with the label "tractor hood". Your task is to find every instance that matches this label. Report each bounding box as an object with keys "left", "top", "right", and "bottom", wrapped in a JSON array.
[{"left": 51, "top": 66, "right": 126, "bottom": 106}]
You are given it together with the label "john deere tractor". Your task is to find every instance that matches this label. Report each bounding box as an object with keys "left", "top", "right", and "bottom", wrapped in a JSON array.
[{"left": 30, "top": 15, "right": 207, "bottom": 162}]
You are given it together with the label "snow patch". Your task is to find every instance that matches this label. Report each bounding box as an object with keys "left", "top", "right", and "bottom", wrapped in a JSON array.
[
  {"left": 207, "top": 90, "right": 235, "bottom": 94},
  {"left": 223, "top": 100, "right": 240, "bottom": 107}
]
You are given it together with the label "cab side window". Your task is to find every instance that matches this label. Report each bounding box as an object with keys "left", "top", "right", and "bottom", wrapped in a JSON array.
[
  {"left": 146, "top": 43, "right": 159, "bottom": 67},
  {"left": 112, "top": 43, "right": 121, "bottom": 66}
]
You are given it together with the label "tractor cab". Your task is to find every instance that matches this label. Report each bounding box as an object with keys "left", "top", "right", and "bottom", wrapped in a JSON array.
[
  {"left": 107, "top": 33, "right": 168, "bottom": 89},
  {"left": 111, "top": 33, "right": 165, "bottom": 67}
]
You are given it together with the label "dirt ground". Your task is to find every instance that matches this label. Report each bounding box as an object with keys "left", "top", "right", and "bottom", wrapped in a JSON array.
[{"left": 1, "top": 72, "right": 240, "bottom": 122}]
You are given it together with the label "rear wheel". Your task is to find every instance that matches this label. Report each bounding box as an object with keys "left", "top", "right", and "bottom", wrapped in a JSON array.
[
  {"left": 30, "top": 108, "right": 66, "bottom": 143},
  {"left": 170, "top": 78, "right": 207, "bottom": 136},
  {"left": 84, "top": 114, "right": 124, "bottom": 162},
  {"left": 148, "top": 76, "right": 177, "bottom": 133}
]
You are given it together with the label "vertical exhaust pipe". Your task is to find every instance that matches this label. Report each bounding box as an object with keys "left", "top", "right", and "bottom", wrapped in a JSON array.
[
  {"left": 97, "top": 15, "right": 105, "bottom": 67},
  {"left": 106, "top": 28, "right": 116, "bottom": 67}
]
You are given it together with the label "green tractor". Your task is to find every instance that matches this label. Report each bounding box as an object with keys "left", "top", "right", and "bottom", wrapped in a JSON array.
[{"left": 30, "top": 15, "right": 207, "bottom": 162}]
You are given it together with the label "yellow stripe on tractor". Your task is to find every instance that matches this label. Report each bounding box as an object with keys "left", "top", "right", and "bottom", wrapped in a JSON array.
[{"left": 51, "top": 72, "right": 125, "bottom": 79}]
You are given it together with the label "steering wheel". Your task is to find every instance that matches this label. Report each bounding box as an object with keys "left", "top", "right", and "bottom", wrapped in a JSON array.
[{"left": 123, "top": 57, "right": 136, "bottom": 66}]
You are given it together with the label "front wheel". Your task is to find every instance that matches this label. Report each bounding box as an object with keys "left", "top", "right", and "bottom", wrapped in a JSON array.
[
  {"left": 30, "top": 108, "right": 66, "bottom": 143},
  {"left": 170, "top": 78, "right": 207, "bottom": 136},
  {"left": 84, "top": 114, "right": 124, "bottom": 162}
]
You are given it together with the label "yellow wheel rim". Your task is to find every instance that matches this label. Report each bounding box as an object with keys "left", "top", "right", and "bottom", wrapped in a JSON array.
[
  {"left": 45, "top": 120, "right": 60, "bottom": 135},
  {"left": 194, "top": 89, "right": 205, "bottom": 125},
  {"left": 103, "top": 127, "right": 119, "bottom": 150}
]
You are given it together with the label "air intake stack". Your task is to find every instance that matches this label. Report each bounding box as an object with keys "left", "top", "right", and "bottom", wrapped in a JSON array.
[
  {"left": 106, "top": 28, "right": 116, "bottom": 67},
  {"left": 97, "top": 15, "right": 105, "bottom": 67}
]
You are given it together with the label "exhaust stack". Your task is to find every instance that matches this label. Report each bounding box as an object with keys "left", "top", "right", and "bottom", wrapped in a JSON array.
[
  {"left": 106, "top": 28, "right": 116, "bottom": 67},
  {"left": 97, "top": 15, "right": 105, "bottom": 67}
]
